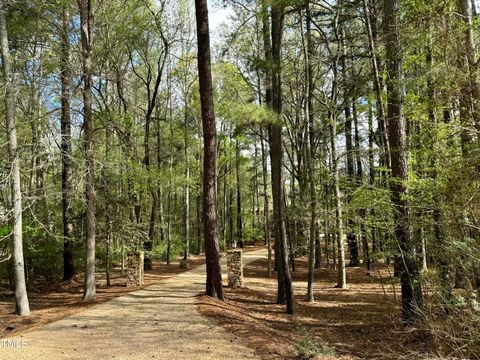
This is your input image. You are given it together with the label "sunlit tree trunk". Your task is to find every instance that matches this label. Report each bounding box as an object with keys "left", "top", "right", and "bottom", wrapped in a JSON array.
[
  {"left": 329, "top": 51, "right": 346, "bottom": 289},
  {"left": 304, "top": 3, "right": 317, "bottom": 302},
  {"left": 270, "top": 2, "right": 294, "bottom": 314},
  {"left": 60, "top": 5, "right": 75, "bottom": 281},
  {"left": 195, "top": 0, "right": 223, "bottom": 299},
  {"left": 235, "top": 137, "right": 244, "bottom": 248},
  {"left": 78, "top": 0, "right": 96, "bottom": 301},
  {"left": 384, "top": 0, "right": 423, "bottom": 322},
  {"left": 0, "top": 0, "right": 30, "bottom": 316}
]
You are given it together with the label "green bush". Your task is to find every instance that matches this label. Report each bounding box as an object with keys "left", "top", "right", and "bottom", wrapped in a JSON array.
[
  {"left": 294, "top": 332, "right": 336, "bottom": 359},
  {"left": 150, "top": 237, "right": 184, "bottom": 262}
]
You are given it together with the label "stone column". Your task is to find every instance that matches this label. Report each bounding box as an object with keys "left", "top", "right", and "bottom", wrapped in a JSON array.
[
  {"left": 227, "top": 250, "right": 243, "bottom": 288},
  {"left": 126, "top": 251, "right": 144, "bottom": 287}
]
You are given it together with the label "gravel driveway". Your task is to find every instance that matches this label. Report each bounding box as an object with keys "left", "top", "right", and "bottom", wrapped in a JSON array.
[{"left": 0, "top": 249, "right": 266, "bottom": 360}]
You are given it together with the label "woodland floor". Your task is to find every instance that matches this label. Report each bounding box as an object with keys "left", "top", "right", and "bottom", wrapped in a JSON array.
[
  {"left": 0, "top": 254, "right": 206, "bottom": 339},
  {"left": 0, "top": 248, "right": 265, "bottom": 359},
  {"left": 197, "top": 256, "right": 437, "bottom": 360},
  {"left": 0, "top": 248, "right": 439, "bottom": 359}
]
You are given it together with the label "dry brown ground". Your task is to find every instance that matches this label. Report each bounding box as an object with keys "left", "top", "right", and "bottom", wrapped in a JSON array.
[
  {"left": 0, "top": 254, "right": 205, "bottom": 339},
  {"left": 0, "top": 245, "right": 264, "bottom": 340},
  {"left": 197, "top": 257, "right": 436, "bottom": 360}
]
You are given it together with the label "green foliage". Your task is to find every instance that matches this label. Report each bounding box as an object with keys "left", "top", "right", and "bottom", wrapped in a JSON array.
[
  {"left": 0, "top": 224, "right": 11, "bottom": 239},
  {"left": 150, "top": 238, "right": 184, "bottom": 263},
  {"left": 294, "top": 328, "right": 336, "bottom": 359}
]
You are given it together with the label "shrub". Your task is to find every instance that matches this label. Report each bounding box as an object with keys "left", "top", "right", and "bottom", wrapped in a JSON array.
[{"left": 294, "top": 331, "right": 336, "bottom": 359}]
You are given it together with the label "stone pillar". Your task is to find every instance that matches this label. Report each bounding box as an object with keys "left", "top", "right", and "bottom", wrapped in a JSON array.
[
  {"left": 227, "top": 250, "right": 243, "bottom": 288},
  {"left": 127, "top": 251, "right": 144, "bottom": 287}
]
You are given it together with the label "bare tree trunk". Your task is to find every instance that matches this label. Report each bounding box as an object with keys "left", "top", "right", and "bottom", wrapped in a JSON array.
[
  {"left": 327, "top": 40, "right": 347, "bottom": 288},
  {"left": 196, "top": 188, "right": 202, "bottom": 254},
  {"left": 0, "top": 0, "right": 30, "bottom": 316},
  {"left": 261, "top": 0, "right": 272, "bottom": 277},
  {"left": 384, "top": 0, "right": 423, "bottom": 322},
  {"left": 270, "top": 3, "right": 294, "bottom": 314},
  {"left": 252, "top": 140, "right": 260, "bottom": 239},
  {"left": 363, "top": 0, "right": 390, "bottom": 170},
  {"left": 228, "top": 167, "right": 234, "bottom": 248},
  {"left": 183, "top": 109, "right": 190, "bottom": 260},
  {"left": 60, "top": 6, "right": 75, "bottom": 281},
  {"left": 235, "top": 138, "right": 244, "bottom": 248},
  {"left": 304, "top": 3, "right": 317, "bottom": 302},
  {"left": 340, "top": 26, "right": 359, "bottom": 267},
  {"left": 353, "top": 102, "right": 370, "bottom": 270},
  {"left": 78, "top": 0, "right": 96, "bottom": 301},
  {"left": 166, "top": 152, "right": 173, "bottom": 265},
  {"left": 331, "top": 113, "right": 347, "bottom": 289},
  {"left": 260, "top": 130, "right": 272, "bottom": 277},
  {"left": 222, "top": 159, "right": 228, "bottom": 249},
  {"left": 195, "top": 0, "right": 223, "bottom": 300},
  {"left": 367, "top": 98, "right": 377, "bottom": 259}
]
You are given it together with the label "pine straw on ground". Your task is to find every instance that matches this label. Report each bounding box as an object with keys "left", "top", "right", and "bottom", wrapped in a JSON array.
[
  {"left": 197, "top": 257, "right": 436, "bottom": 360},
  {"left": 0, "top": 255, "right": 206, "bottom": 339}
]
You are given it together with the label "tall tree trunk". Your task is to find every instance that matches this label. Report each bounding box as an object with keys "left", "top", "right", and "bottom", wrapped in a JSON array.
[
  {"left": 341, "top": 26, "right": 360, "bottom": 267},
  {"left": 426, "top": 43, "right": 451, "bottom": 300},
  {"left": 261, "top": 0, "right": 273, "bottom": 277},
  {"left": 195, "top": 0, "right": 223, "bottom": 300},
  {"left": 331, "top": 113, "right": 347, "bottom": 289},
  {"left": 363, "top": 0, "right": 390, "bottom": 170},
  {"left": 104, "top": 120, "right": 112, "bottom": 286},
  {"left": 156, "top": 112, "right": 166, "bottom": 244},
  {"left": 78, "top": 0, "right": 96, "bottom": 301},
  {"left": 270, "top": 3, "right": 294, "bottom": 314},
  {"left": 288, "top": 176, "right": 296, "bottom": 273},
  {"left": 329, "top": 52, "right": 347, "bottom": 288},
  {"left": 196, "top": 189, "right": 202, "bottom": 254},
  {"left": 166, "top": 138, "right": 174, "bottom": 265},
  {"left": 235, "top": 137, "right": 244, "bottom": 248},
  {"left": 222, "top": 158, "right": 228, "bottom": 248},
  {"left": 183, "top": 109, "right": 190, "bottom": 260},
  {"left": 260, "top": 130, "right": 272, "bottom": 277},
  {"left": 253, "top": 140, "right": 260, "bottom": 239},
  {"left": 354, "top": 102, "right": 370, "bottom": 270},
  {"left": 384, "top": 0, "right": 423, "bottom": 322},
  {"left": 228, "top": 166, "right": 234, "bottom": 248},
  {"left": 0, "top": 0, "right": 30, "bottom": 316},
  {"left": 61, "top": 6, "right": 75, "bottom": 281},
  {"left": 304, "top": 4, "right": 317, "bottom": 302}
]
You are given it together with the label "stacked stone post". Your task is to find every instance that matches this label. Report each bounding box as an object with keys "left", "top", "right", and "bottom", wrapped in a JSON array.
[
  {"left": 227, "top": 250, "right": 243, "bottom": 288},
  {"left": 126, "top": 251, "right": 144, "bottom": 287}
]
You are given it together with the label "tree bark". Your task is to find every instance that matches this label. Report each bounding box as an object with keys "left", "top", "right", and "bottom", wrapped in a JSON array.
[
  {"left": 260, "top": 130, "right": 272, "bottom": 277},
  {"left": 331, "top": 113, "right": 347, "bottom": 289},
  {"left": 329, "top": 51, "right": 347, "bottom": 288},
  {"left": 341, "top": 25, "right": 360, "bottom": 267},
  {"left": 384, "top": 0, "right": 423, "bottom": 322},
  {"left": 0, "top": 0, "right": 30, "bottom": 316},
  {"left": 78, "top": 0, "right": 96, "bottom": 301},
  {"left": 195, "top": 0, "right": 223, "bottom": 300},
  {"left": 305, "top": 3, "right": 317, "bottom": 302},
  {"left": 183, "top": 107, "right": 190, "bottom": 260},
  {"left": 235, "top": 137, "right": 244, "bottom": 248},
  {"left": 270, "top": 3, "right": 294, "bottom": 314},
  {"left": 261, "top": 0, "right": 272, "bottom": 278},
  {"left": 60, "top": 6, "right": 75, "bottom": 281},
  {"left": 363, "top": 0, "right": 390, "bottom": 170}
]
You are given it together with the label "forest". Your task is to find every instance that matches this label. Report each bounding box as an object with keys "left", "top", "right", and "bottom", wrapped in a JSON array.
[{"left": 0, "top": 0, "right": 479, "bottom": 359}]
